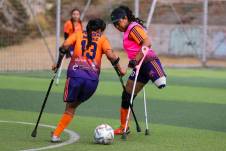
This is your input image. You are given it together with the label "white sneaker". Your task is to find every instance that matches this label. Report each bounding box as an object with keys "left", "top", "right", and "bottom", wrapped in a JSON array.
[{"left": 51, "top": 135, "right": 61, "bottom": 143}]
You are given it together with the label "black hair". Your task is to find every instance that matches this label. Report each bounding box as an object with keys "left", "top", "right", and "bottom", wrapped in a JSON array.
[
  {"left": 86, "top": 18, "right": 106, "bottom": 50},
  {"left": 111, "top": 5, "right": 145, "bottom": 28},
  {"left": 71, "top": 8, "right": 81, "bottom": 15},
  {"left": 70, "top": 8, "right": 82, "bottom": 32}
]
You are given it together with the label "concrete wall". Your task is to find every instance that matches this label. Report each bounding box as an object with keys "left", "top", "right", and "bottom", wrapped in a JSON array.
[{"left": 106, "top": 24, "right": 226, "bottom": 58}]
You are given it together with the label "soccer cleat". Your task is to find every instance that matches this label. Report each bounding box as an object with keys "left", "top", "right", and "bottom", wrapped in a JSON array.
[
  {"left": 114, "top": 127, "right": 130, "bottom": 135},
  {"left": 51, "top": 131, "right": 61, "bottom": 143},
  {"left": 51, "top": 135, "right": 61, "bottom": 143}
]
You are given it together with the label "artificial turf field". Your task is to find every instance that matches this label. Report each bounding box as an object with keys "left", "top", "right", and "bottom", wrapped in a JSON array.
[{"left": 0, "top": 68, "right": 226, "bottom": 151}]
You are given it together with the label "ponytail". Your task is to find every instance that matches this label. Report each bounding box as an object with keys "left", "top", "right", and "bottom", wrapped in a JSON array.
[
  {"left": 119, "top": 6, "right": 145, "bottom": 28},
  {"left": 85, "top": 18, "right": 106, "bottom": 50},
  {"left": 111, "top": 5, "right": 145, "bottom": 28},
  {"left": 86, "top": 24, "right": 93, "bottom": 50}
]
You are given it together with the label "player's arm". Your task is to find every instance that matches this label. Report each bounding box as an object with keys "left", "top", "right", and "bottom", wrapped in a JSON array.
[
  {"left": 51, "top": 46, "right": 67, "bottom": 72},
  {"left": 63, "top": 32, "right": 77, "bottom": 48},
  {"left": 102, "top": 37, "right": 125, "bottom": 76},
  {"left": 64, "top": 33, "right": 69, "bottom": 40},
  {"left": 128, "top": 26, "right": 151, "bottom": 68},
  {"left": 52, "top": 33, "right": 77, "bottom": 72},
  {"left": 106, "top": 50, "right": 126, "bottom": 76},
  {"left": 64, "top": 21, "right": 70, "bottom": 40}
]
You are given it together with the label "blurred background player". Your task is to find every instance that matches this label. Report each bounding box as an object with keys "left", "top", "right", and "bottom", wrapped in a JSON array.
[
  {"left": 64, "top": 8, "right": 83, "bottom": 57},
  {"left": 51, "top": 18, "right": 125, "bottom": 142},
  {"left": 110, "top": 5, "right": 167, "bottom": 135}
]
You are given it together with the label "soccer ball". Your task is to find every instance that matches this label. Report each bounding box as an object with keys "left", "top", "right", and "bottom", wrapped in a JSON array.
[{"left": 94, "top": 124, "right": 114, "bottom": 145}]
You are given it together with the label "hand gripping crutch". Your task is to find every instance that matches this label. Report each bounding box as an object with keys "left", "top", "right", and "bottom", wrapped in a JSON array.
[
  {"left": 143, "top": 87, "right": 150, "bottom": 135},
  {"left": 113, "top": 66, "right": 141, "bottom": 132},
  {"left": 122, "top": 46, "right": 150, "bottom": 140}
]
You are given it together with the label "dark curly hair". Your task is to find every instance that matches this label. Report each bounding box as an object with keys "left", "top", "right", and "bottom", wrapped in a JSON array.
[
  {"left": 111, "top": 5, "right": 145, "bottom": 28},
  {"left": 86, "top": 18, "right": 106, "bottom": 50}
]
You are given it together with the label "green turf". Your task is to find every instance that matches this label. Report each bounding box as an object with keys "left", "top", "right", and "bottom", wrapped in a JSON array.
[
  {"left": 0, "top": 121, "right": 69, "bottom": 150},
  {"left": 0, "top": 68, "right": 226, "bottom": 151},
  {"left": 0, "top": 109, "right": 226, "bottom": 151}
]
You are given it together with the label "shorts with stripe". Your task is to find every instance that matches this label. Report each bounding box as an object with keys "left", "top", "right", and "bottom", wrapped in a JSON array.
[
  {"left": 64, "top": 77, "right": 98, "bottom": 103},
  {"left": 129, "top": 58, "right": 166, "bottom": 84}
]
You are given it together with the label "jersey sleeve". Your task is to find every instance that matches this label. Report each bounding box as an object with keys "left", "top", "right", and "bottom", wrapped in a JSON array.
[
  {"left": 64, "top": 21, "right": 70, "bottom": 33},
  {"left": 129, "top": 25, "right": 148, "bottom": 45},
  {"left": 64, "top": 32, "right": 77, "bottom": 46},
  {"left": 101, "top": 36, "right": 112, "bottom": 54}
]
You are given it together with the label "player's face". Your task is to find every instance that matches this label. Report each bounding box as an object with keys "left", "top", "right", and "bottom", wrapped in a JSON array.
[
  {"left": 113, "top": 17, "right": 129, "bottom": 32},
  {"left": 71, "top": 10, "right": 80, "bottom": 21}
]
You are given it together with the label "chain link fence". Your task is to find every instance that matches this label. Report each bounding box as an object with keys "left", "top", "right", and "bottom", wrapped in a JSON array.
[{"left": 0, "top": 0, "right": 226, "bottom": 72}]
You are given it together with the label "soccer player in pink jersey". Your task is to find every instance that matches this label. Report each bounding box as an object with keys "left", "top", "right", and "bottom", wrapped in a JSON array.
[{"left": 111, "top": 6, "right": 167, "bottom": 135}]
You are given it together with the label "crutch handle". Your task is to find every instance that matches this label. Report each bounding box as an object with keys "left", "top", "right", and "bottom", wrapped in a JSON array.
[
  {"left": 135, "top": 46, "right": 150, "bottom": 70},
  {"left": 142, "top": 46, "right": 149, "bottom": 53}
]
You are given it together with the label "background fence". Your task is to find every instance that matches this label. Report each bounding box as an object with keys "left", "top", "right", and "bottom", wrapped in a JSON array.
[{"left": 0, "top": 0, "right": 226, "bottom": 72}]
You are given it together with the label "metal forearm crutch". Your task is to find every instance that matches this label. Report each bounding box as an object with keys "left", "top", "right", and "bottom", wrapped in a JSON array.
[
  {"left": 143, "top": 87, "right": 150, "bottom": 135},
  {"left": 31, "top": 70, "right": 58, "bottom": 137},
  {"left": 55, "top": 56, "right": 65, "bottom": 85},
  {"left": 122, "top": 46, "right": 150, "bottom": 140},
  {"left": 113, "top": 66, "right": 141, "bottom": 132}
]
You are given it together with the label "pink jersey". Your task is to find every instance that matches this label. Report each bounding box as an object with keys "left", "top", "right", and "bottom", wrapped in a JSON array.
[{"left": 123, "top": 22, "right": 157, "bottom": 60}]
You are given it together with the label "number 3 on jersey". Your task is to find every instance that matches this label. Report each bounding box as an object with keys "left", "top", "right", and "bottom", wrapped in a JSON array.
[{"left": 81, "top": 40, "right": 97, "bottom": 60}]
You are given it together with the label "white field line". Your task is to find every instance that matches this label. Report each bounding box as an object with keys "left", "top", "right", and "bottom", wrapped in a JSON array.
[{"left": 0, "top": 120, "right": 80, "bottom": 151}]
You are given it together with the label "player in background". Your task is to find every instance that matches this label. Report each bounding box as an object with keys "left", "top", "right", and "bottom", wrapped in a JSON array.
[
  {"left": 51, "top": 18, "right": 125, "bottom": 142},
  {"left": 111, "top": 5, "right": 167, "bottom": 135},
  {"left": 64, "top": 8, "right": 83, "bottom": 57}
]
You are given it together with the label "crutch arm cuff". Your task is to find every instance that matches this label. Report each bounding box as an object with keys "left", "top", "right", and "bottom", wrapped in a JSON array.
[
  {"left": 111, "top": 57, "right": 120, "bottom": 67},
  {"left": 56, "top": 46, "right": 67, "bottom": 69}
]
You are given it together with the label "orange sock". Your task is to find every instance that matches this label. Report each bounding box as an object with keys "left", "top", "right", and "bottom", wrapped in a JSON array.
[
  {"left": 120, "top": 108, "right": 129, "bottom": 129},
  {"left": 53, "top": 112, "right": 73, "bottom": 137}
]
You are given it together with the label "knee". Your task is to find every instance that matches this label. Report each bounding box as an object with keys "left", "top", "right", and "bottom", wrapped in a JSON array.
[
  {"left": 121, "top": 90, "right": 137, "bottom": 109},
  {"left": 154, "top": 76, "right": 166, "bottom": 89},
  {"left": 67, "top": 101, "right": 81, "bottom": 109}
]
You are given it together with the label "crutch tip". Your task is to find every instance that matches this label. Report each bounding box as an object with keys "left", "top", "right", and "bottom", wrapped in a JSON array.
[
  {"left": 145, "top": 129, "right": 150, "bottom": 135},
  {"left": 121, "top": 133, "right": 127, "bottom": 140},
  {"left": 137, "top": 127, "right": 141, "bottom": 132},
  {"left": 31, "top": 130, "right": 37, "bottom": 138}
]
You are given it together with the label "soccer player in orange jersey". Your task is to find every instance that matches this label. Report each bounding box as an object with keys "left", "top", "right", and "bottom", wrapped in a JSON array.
[
  {"left": 51, "top": 18, "right": 125, "bottom": 142},
  {"left": 64, "top": 8, "right": 83, "bottom": 57}
]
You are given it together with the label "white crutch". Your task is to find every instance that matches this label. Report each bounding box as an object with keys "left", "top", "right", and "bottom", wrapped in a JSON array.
[
  {"left": 122, "top": 46, "right": 150, "bottom": 140},
  {"left": 55, "top": 56, "right": 65, "bottom": 85},
  {"left": 143, "top": 87, "right": 150, "bottom": 135}
]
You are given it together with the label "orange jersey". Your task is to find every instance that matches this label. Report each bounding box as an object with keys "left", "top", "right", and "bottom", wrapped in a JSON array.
[
  {"left": 64, "top": 20, "right": 83, "bottom": 36},
  {"left": 129, "top": 25, "right": 148, "bottom": 45},
  {"left": 64, "top": 31, "right": 112, "bottom": 76}
]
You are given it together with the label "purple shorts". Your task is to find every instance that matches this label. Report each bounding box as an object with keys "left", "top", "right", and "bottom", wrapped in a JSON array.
[
  {"left": 63, "top": 77, "right": 98, "bottom": 102},
  {"left": 129, "top": 58, "right": 166, "bottom": 84}
]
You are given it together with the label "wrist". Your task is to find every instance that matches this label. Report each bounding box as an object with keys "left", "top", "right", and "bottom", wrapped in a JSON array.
[{"left": 128, "top": 59, "right": 137, "bottom": 68}]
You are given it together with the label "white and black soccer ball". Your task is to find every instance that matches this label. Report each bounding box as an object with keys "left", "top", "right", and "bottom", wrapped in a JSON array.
[{"left": 94, "top": 124, "right": 114, "bottom": 145}]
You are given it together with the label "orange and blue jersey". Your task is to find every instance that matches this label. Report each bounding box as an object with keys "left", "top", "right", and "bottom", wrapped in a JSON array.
[
  {"left": 64, "top": 20, "right": 83, "bottom": 38},
  {"left": 64, "top": 31, "right": 112, "bottom": 80},
  {"left": 64, "top": 20, "right": 83, "bottom": 56}
]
